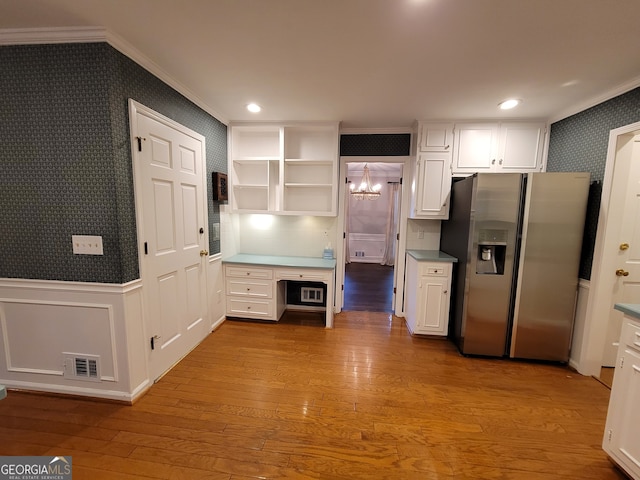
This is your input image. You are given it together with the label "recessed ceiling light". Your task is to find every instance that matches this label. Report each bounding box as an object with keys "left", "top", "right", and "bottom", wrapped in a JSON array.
[
  {"left": 499, "top": 99, "right": 520, "bottom": 110},
  {"left": 247, "top": 103, "right": 261, "bottom": 113}
]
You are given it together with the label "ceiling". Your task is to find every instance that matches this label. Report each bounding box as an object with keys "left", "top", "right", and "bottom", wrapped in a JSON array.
[{"left": 1, "top": 0, "right": 639, "bottom": 128}]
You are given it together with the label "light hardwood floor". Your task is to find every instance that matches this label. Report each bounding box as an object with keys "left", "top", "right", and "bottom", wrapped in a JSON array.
[{"left": 0, "top": 311, "right": 626, "bottom": 479}]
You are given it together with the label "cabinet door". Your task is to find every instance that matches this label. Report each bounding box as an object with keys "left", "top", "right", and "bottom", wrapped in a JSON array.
[
  {"left": 413, "top": 152, "right": 452, "bottom": 219},
  {"left": 497, "top": 122, "right": 545, "bottom": 172},
  {"left": 417, "top": 275, "right": 448, "bottom": 333},
  {"left": 453, "top": 123, "right": 499, "bottom": 174},
  {"left": 605, "top": 345, "right": 640, "bottom": 478},
  {"left": 419, "top": 123, "right": 454, "bottom": 152}
]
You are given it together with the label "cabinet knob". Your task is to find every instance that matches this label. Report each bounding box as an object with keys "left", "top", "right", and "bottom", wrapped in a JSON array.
[
  {"left": 443, "top": 290, "right": 447, "bottom": 294},
  {"left": 491, "top": 159, "right": 496, "bottom": 165},
  {"left": 444, "top": 144, "right": 450, "bottom": 150},
  {"left": 499, "top": 159, "right": 503, "bottom": 165}
]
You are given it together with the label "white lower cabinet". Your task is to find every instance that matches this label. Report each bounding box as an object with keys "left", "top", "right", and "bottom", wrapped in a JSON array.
[
  {"left": 603, "top": 315, "right": 640, "bottom": 479},
  {"left": 404, "top": 255, "right": 453, "bottom": 336}
]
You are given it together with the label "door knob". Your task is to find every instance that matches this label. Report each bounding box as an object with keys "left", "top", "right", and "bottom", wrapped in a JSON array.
[
  {"left": 200, "top": 250, "right": 209, "bottom": 257},
  {"left": 615, "top": 269, "right": 630, "bottom": 277},
  {"left": 620, "top": 243, "right": 630, "bottom": 251}
]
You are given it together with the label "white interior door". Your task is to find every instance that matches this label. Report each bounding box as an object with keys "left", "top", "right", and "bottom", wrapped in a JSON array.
[
  {"left": 130, "top": 101, "right": 209, "bottom": 381},
  {"left": 602, "top": 135, "right": 640, "bottom": 366}
]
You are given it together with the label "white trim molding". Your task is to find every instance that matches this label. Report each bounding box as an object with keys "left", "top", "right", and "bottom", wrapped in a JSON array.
[{"left": 0, "top": 26, "right": 107, "bottom": 45}]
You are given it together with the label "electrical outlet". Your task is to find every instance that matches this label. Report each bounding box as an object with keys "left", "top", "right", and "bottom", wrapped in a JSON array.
[
  {"left": 72, "top": 235, "right": 104, "bottom": 255},
  {"left": 417, "top": 229, "right": 425, "bottom": 239}
]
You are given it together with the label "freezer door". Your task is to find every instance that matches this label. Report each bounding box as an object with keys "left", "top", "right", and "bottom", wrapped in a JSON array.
[
  {"left": 462, "top": 173, "right": 523, "bottom": 356},
  {"left": 510, "top": 172, "right": 590, "bottom": 361}
]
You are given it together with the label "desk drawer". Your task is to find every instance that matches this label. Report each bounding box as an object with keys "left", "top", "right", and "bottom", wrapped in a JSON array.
[
  {"left": 226, "top": 278, "right": 272, "bottom": 298},
  {"left": 226, "top": 297, "right": 273, "bottom": 319},
  {"left": 276, "top": 269, "right": 328, "bottom": 282},
  {"left": 225, "top": 266, "right": 273, "bottom": 280}
]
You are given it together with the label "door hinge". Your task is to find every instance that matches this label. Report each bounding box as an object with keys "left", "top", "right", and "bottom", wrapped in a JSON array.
[
  {"left": 136, "top": 136, "right": 145, "bottom": 152},
  {"left": 393, "top": 287, "right": 396, "bottom": 294},
  {"left": 150, "top": 336, "right": 155, "bottom": 350},
  {"left": 400, "top": 177, "right": 403, "bottom": 185},
  {"left": 343, "top": 232, "right": 346, "bottom": 239},
  {"left": 341, "top": 284, "right": 344, "bottom": 291},
  {"left": 144, "top": 242, "right": 148, "bottom": 255},
  {"left": 620, "top": 357, "right": 625, "bottom": 369},
  {"left": 608, "top": 429, "right": 612, "bottom": 442},
  {"left": 396, "top": 233, "right": 400, "bottom": 241}
]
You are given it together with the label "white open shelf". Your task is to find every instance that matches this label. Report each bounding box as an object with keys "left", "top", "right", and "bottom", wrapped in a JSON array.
[{"left": 230, "top": 123, "right": 338, "bottom": 215}]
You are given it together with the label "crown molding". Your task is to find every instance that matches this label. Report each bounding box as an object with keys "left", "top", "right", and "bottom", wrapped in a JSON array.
[
  {"left": 0, "top": 26, "right": 107, "bottom": 44},
  {"left": 0, "top": 26, "right": 229, "bottom": 125},
  {"left": 549, "top": 76, "right": 640, "bottom": 124}
]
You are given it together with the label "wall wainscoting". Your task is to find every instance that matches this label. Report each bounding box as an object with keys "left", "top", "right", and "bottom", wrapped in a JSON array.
[
  {"left": 349, "top": 233, "right": 386, "bottom": 264},
  {"left": 0, "top": 278, "right": 149, "bottom": 402}
]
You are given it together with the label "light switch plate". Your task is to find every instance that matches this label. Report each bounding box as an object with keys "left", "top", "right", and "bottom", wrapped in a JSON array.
[
  {"left": 72, "top": 235, "right": 104, "bottom": 255},
  {"left": 212, "top": 223, "right": 220, "bottom": 241}
]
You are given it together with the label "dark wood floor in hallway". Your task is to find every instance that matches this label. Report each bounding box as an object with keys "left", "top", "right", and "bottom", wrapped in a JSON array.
[
  {"left": 344, "top": 262, "right": 394, "bottom": 312},
  {"left": 0, "top": 311, "right": 625, "bottom": 479}
]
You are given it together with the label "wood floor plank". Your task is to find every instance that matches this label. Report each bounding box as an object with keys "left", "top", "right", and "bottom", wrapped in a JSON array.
[{"left": 0, "top": 311, "right": 626, "bottom": 479}]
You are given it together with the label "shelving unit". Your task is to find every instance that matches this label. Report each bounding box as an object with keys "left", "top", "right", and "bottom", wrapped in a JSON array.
[{"left": 230, "top": 123, "right": 338, "bottom": 215}]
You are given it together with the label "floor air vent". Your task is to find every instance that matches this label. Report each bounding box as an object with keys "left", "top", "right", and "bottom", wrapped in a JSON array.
[{"left": 63, "top": 353, "right": 101, "bottom": 382}]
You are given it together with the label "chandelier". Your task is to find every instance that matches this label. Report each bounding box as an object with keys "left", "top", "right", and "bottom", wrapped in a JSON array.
[{"left": 350, "top": 164, "right": 382, "bottom": 200}]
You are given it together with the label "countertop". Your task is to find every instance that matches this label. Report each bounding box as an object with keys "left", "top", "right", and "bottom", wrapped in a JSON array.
[
  {"left": 406, "top": 249, "right": 458, "bottom": 263},
  {"left": 223, "top": 253, "right": 336, "bottom": 269},
  {"left": 614, "top": 303, "right": 640, "bottom": 320}
]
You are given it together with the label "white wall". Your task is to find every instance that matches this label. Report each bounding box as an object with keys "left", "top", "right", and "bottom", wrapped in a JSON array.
[{"left": 235, "top": 214, "right": 339, "bottom": 259}]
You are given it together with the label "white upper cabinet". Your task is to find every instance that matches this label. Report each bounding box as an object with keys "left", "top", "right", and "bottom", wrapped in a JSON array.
[
  {"left": 229, "top": 123, "right": 339, "bottom": 216},
  {"left": 452, "top": 122, "right": 546, "bottom": 174},
  {"left": 418, "top": 122, "right": 454, "bottom": 152},
  {"left": 410, "top": 123, "right": 453, "bottom": 219},
  {"left": 497, "top": 122, "right": 546, "bottom": 171}
]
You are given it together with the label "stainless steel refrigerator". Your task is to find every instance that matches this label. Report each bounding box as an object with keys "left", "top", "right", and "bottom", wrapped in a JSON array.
[{"left": 440, "top": 172, "right": 590, "bottom": 361}]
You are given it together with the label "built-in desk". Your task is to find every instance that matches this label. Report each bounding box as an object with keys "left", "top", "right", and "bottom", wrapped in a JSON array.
[{"left": 222, "top": 254, "right": 337, "bottom": 328}]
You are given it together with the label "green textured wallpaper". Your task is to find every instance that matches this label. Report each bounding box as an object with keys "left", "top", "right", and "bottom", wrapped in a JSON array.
[
  {"left": 0, "top": 43, "right": 227, "bottom": 283},
  {"left": 547, "top": 87, "right": 640, "bottom": 279}
]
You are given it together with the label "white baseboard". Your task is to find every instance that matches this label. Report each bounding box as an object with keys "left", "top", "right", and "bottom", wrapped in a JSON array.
[{"left": 3, "top": 378, "right": 151, "bottom": 404}]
